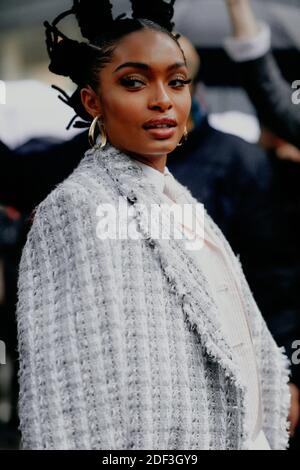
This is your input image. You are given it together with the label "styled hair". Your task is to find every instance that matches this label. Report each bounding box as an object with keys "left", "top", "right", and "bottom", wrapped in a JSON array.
[{"left": 44, "top": 0, "right": 185, "bottom": 129}]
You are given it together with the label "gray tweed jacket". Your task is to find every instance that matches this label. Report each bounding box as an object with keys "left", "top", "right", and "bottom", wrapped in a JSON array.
[{"left": 16, "top": 141, "right": 291, "bottom": 450}]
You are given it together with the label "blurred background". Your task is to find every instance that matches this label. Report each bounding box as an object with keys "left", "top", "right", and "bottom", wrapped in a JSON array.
[
  {"left": 1, "top": 0, "right": 300, "bottom": 450},
  {"left": 1, "top": 0, "right": 300, "bottom": 147}
]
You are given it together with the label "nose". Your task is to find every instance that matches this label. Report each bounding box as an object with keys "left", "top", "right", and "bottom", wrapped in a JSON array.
[{"left": 148, "top": 83, "right": 173, "bottom": 112}]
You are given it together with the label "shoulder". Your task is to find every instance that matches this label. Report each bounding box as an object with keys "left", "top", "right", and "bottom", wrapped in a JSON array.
[
  {"left": 23, "top": 175, "right": 116, "bottom": 266},
  {"left": 31, "top": 155, "right": 115, "bottom": 226},
  {"left": 29, "top": 180, "right": 90, "bottom": 228}
]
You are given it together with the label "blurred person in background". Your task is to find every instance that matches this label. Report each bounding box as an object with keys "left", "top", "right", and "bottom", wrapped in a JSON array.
[
  {"left": 224, "top": 0, "right": 300, "bottom": 149},
  {"left": 0, "top": 205, "right": 25, "bottom": 449},
  {"left": 0, "top": 136, "right": 87, "bottom": 213},
  {"left": 223, "top": 0, "right": 300, "bottom": 446}
]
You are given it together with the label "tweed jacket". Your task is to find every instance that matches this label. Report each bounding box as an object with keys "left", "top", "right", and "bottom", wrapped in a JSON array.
[{"left": 16, "top": 141, "right": 291, "bottom": 450}]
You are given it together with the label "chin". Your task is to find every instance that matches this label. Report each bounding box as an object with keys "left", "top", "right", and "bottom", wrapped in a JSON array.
[
  {"left": 146, "top": 139, "right": 177, "bottom": 153},
  {"left": 122, "top": 138, "right": 176, "bottom": 158}
]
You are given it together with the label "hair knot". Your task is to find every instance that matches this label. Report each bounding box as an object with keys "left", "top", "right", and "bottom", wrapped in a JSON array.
[{"left": 131, "top": 0, "right": 176, "bottom": 32}]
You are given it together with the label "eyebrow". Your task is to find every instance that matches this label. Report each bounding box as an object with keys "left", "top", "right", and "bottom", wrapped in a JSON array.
[{"left": 113, "top": 61, "right": 187, "bottom": 74}]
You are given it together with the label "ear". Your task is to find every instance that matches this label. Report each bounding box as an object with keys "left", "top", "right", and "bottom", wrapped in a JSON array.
[{"left": 80, "top": 85, "right": 102, "bottom": 119}]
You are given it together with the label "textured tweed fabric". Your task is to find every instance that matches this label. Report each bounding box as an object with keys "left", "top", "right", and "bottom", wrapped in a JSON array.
[{"left": 16, "top": 141, "right": 291, "bottom": 450}]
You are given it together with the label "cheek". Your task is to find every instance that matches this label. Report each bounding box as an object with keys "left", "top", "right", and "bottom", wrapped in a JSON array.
[
  {"left": 177, "top": 91, "right": 192, "bottom": 121},
  {"left": 102, "top": 90, "right": 144, "bottom": 127}
]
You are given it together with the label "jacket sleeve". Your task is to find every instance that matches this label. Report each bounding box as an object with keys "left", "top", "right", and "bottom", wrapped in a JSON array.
[
  {"left": 16, "top": 184, "right": 128, "bottom": 449},
  {"left": 238, "top": 52, "right": 300, "bottom": 149}
]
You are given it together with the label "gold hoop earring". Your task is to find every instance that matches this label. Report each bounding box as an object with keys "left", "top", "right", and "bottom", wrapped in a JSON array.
[
  {"left": 177, "top": 126, "right": 188, "bottom": 147},
  {"left": 88, "top": 115, "right": 107, "bottom": 149}
]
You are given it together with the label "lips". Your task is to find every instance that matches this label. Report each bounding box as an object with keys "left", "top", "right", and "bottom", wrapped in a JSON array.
[
  {"left": 143, "top": 127, "right": 176, "bottom": 140},
  {"left": 142, "top": 118, "right": 177, "bottom": 130}
]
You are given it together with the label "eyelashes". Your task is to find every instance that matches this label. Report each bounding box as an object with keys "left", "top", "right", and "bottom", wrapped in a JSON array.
[
  {"left": 120, "top": 77, "right": 192, "bottom": 89},
  {"left": 177, "top": 79, "right": 192, "bottom": 86}
]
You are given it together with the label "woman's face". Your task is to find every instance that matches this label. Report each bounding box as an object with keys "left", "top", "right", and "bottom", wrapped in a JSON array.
[{"left": 81, "top": 28, "right": 192, "bottom": 164}]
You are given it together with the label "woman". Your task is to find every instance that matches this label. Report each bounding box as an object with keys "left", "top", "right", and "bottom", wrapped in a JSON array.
[{"left": 16, "top": 0, "right": 290, "bottom": 450}]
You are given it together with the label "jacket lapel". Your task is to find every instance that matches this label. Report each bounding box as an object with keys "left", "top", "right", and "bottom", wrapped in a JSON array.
[{"left": 88, "top": 143, "right": 244, "bottom": 388}]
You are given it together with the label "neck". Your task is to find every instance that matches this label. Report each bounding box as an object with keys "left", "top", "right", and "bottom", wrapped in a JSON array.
[{"left": 126, "top": 152, "right": 167, "bottom": 174}]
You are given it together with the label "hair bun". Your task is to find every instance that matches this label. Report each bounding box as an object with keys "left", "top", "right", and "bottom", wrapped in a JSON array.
[
  {"left": 131, "top": 0, "right": 176, "bottom": 32},
  {"left": 73, "top": 0, "right": 114, "bottom": 41},
  {"left": 48, "top": 38, "right": 91, "bottom": 85}
]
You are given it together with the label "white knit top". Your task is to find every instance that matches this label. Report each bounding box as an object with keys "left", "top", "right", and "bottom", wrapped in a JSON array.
[{"left": 135, "top": 160, "right": 271, "bottom": 449}]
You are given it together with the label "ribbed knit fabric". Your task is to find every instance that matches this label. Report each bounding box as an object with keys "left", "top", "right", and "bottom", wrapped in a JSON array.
[{"left": 16, "top": 141, "right": 291, "bottom": 450}]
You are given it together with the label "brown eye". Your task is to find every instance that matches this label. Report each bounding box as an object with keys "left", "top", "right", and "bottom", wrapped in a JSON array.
[
  {"left": 120, "top": 77, "right": 145, "bottom": 88},
  {"left": 170, "top": 78, "right": 192, "bottom": 88}
]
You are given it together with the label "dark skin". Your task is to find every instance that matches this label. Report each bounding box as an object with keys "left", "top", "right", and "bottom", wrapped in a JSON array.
[{"left": 81, "top": 28, "right": 192, "bottom": 173}]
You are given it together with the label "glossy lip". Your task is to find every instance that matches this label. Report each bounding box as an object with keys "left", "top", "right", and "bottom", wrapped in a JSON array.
[
  {"left": 143, "top": 126, "right": 176, "bottom": 140},
  {"left": 142, "top": 117, "right": 178, "bottom": 130}
]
